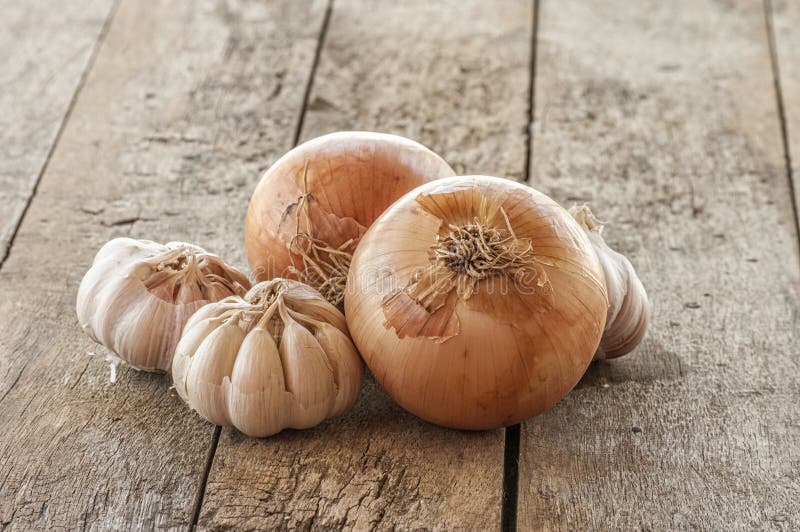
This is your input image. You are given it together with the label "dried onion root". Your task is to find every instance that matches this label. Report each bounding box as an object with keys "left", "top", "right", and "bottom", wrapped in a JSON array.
[
  {"left": 403, "top": 198, "right": 546, "bottom": 311},
  {"left": 287, "top": 163, "right": 354, "bottom": 307}
]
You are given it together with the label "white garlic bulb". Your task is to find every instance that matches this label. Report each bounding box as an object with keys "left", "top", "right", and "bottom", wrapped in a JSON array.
[
  {"left": 570, "top": 206, "right": 651, "bottom": 359},
  {"left": 172, "top": 279, "right": 363, "bottom": 437},
  {"left": 76, "top": 238, "right": 251, "bottom": 372}
]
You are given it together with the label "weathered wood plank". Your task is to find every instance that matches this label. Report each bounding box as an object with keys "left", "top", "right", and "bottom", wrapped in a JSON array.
[
  {"left": 299, "top": 0, "right": 532, "bottom": 181},
  {"left": 0, "top": 0, "right": 326, "bottom": 529},
  {"left": 771, "top": 0, "right": 800, "bottom": 228},
  {"left": 520, "top": 0, "right": 800, "bottom": 529},
  {"left": 0, "top": 0, "right": 114, "bottom": 264},
  {"left": 198, "top": 0, "right": 533, "bottom": 528}
]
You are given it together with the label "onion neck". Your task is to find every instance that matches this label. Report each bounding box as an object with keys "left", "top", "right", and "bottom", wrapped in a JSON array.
[
  {"left": 434, "top": 222, "right": 533, "bottom": 281},
  {"left": 406, "top": 215, "right": 538, "bottom": 308}
]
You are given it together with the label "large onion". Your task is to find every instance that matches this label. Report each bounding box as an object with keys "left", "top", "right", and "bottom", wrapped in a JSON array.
[
  {"left": 345, "top": 176, "right": 609, "bottom": 430},
  {"left": 245, "top": 131, "right": 455, "bottom": 306}
]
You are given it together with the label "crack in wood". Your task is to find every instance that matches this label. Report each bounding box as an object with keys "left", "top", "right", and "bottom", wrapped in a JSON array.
[
  {"left": 190, "top": 426, "right": 221, "bottom": 530},
  {"left": 764, "top": 0, "right": 800, "bottom": 249}
]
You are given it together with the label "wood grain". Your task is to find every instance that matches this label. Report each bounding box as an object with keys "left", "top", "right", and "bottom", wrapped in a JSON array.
[
  {"left": 197, "top": 0, "right": 533, "bottom": 528},
  {"left": 771, "top": 0, "right": 800, "bottom": 229},
  {"left": 300, "top": 0, "right": 532, "bottom": 181},
  {"left": 519, "top": 0, "right": 800, "bottom": 529},
  {"left": 0, "top": 0, "right": 325, "bottom": 528},
  {"left": 0, "top": 0, "right": 114, "bottom": 264}
]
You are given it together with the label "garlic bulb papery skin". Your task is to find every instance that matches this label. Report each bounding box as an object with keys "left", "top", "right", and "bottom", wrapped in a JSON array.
[
  {"left": 76, "top": 238, "right": 251, "bottom": 372},
  {"left": 172, "top": 279, "right": 363, "bottom": 437},
  {"left": 244, "top": 131, "right": 455, "bottom": 306},
  {"left": 570, "top": 206, "right": 651, "bottom": 360},
  {"left": 345, "top": 176, "right": 610, "bottom": 430}
]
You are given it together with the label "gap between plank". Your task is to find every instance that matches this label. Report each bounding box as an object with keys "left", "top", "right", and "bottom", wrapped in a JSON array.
[
  {"left": 522, "top": 0, "right": 541, "bottom": 187},
  {"left": 0, "top": 0, "right": 121, "bottom": 272},
  {"left": 501, "top": 424, "right": 521, "bottom": 532},
  {"left": 189, "top": 1, "right": 334, "bottom": 526},
  {"left": 764, "top": 0, "right": 800, "bottom": 246},
  {"left": 190, "top": 426, "right": 221, "bottom": 530},
  {"left": 293, "top": 0, "right": 334, "bottom": 147},
  {"left": 503, "top": 1, "right": 540, "bottom": 530}
]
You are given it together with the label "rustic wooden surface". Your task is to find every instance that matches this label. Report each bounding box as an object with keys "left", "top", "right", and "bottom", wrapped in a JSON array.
[
  {"left": 1, "top": 0, "right": 798, "bottom": 530},
  {"left": 0, "top": 0, "right": 114, "bottom": 265},
  {"left": 520, "top": 0, "right": 800, "bottom": 530}
]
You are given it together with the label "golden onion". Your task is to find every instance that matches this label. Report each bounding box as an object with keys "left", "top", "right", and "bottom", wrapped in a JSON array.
[
  {"left": 345, "top": 176, "right": 610, "bottom": 430},
  {"left": 244, "top": 131, "right": 455, "bottom": 306}
]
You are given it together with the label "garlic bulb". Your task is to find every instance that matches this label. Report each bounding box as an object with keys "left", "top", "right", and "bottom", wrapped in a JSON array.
[
  {"left": 172, "top": 279, "right": 363, "bottom": 437},
  {"left": 76, "top": 238, "right": 250, "bottom": 372},
  {"left": 570, "top": 206, "right": 650, "bottom": 359},
  {"left": 345, "top": 176, "right": 610, "bottom": 430},
  {"left": 244, "top": 131, "right": 455, "bottom": 306}
]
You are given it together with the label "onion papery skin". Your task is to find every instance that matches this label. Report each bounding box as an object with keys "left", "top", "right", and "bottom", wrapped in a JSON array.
[
  {"left": 244, "top": 131, "right": 455, "bottom": 285},
  {"left": 345, "top": 176, "right": 609, "bottom": 430}
]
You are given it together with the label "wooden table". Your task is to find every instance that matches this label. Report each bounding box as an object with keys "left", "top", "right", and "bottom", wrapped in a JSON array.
[{"left": 2, "top": 0, "right": 798, "bottom": 529}]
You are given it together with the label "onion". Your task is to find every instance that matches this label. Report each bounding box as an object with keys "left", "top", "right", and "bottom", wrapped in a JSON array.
[
  {"left": 345, "top": 176, "right": 609, "bottom": 430},
  {"left": 245, "top": 131, "right": 455, "bottom": 306}
]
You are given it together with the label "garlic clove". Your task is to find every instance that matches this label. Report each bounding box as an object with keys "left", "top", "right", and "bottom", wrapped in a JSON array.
[
  {"left": 227, "top": 327, "right": 288, "bottom": 437},
  {"left": 76, "top": 262, "right": 109, "bottom": 339},
  {"left": 182, "top": 297, "right": 241, "bottom": 333},
  {"left": 597, "top": 261, "right": 650, "bottom": 358},
  {"left": 203, "top": 254, "right": 251, "bottom": 285},
  {"left": 283, "top": 285, "right": 349, "bottom": 334},
  {"left": 569, "top": 206, "right": 651, "bottom": 359},
  {"left": 175, "top": 274, "right": 202, "bottom": 304},
  {"left": 93, "top": 274, "right": 171, "bottom": 371},
  {"left": 311, "top": 322, "right": 363, "bottom": 417},
  {"left": 93, "top": 237, "right": 160, "bottom": 266},
  {"left": 278, "top": 308, "right": 337, "bottom": 429},
  {"left": 185, "top": 321, "right": 245, "bottom": 427},
  {"left": 121, "top": 296, "right": 175, "bottom": 371},
  {"left": 173, "top": 316, "right": 226, "bottom": 403},
  {"left": 114, "top": 290, "right": 204, "bottom": 371},
  {"left": 204, "top": 281, "right": 238, "bottom": 302}
]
